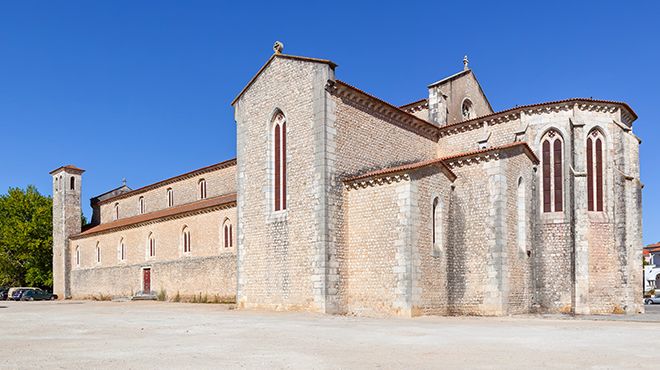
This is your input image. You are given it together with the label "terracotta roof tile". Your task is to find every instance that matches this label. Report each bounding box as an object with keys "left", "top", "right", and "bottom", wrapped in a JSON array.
[
  {"left": 97, "top": 158, "right": 236, "bottom": 205},
  {"left": 72, "top": 193, "right": 236, "bottom": 239},
  {"left": 343, "top": 142, "right": 538, "bottom": 184},
  {"left": 49, "top": 164, "right": 85, "bottom": 175},
  {"left": 439, "top": 98, "right": 638, "bottom": 135}
]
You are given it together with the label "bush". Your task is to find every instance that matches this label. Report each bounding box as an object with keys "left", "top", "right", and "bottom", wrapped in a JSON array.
[{"left": 157, "top": 289, "right": 167, "bottom": 301}]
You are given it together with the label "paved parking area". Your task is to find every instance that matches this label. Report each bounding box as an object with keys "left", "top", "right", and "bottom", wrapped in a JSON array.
[{"left": 1, "top": 301, "right": 659, "bottom": 369}]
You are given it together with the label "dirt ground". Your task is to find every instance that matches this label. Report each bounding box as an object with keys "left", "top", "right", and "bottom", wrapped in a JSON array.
[{"left": 1, "top": 301, "right": 659, "bottom": 369}]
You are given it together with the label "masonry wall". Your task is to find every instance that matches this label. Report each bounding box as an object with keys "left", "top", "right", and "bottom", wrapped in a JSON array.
[
  {"left": 341, "top": 180, "right": 402, "bottom": 316},
  {"left": 445, "top": 161, "right": 494, "bottom": 315},
  {"left": 69, "top": 207, "right": 236, "bottom": 299},
  {"left": 411, "top": 168, "right": 453, "bottom": 316},
  {"left": 98, "top": 164, "right": 236, "bottom": 224},
  {"left": 234, "top": 57, "right": 334, "bottom": 311}
]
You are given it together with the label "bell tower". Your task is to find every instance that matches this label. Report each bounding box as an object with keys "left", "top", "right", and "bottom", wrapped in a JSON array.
[{"left": 50, "top": 165, "right": 84, "bottom": 299}]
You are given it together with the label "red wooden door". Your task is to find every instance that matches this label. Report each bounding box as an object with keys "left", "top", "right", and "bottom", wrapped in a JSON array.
[{"left": 143, "top": 268, "right": 151, "bottom": 293}]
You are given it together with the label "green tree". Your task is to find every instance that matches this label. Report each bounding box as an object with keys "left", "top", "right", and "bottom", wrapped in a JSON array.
[{"left": 0, "top": 186, "right": 53, "bottom": 288}]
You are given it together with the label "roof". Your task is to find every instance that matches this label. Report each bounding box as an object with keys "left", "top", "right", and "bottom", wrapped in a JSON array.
[
  {"left": 97, "top": 158, "right": 236, "bottom": 206},
  {"left": 439, "top": 98, "right": 638, "bottom": 135},
  {"left": 399, "top": 98, "right": 428, "bottom": 111},
  {"left": 49, "top": 165, "right": 85, "bottom": 175},
  {"left": 343, "top": 142, "right": 538, "bottom": 184},
  {"left": 90, "top": 185, "right": 133, "bottom": 205},
  {"left": 231, "top": 53, "right": 337, "bottom": 106},
  {"left": 327, "top": 79, "right": 441, "bottom": 141},
  {"left": 644, "top": 243, "right": 660, "bottom": 253},
  {"left": 72, "top": 193, "right": 236, "bottom": 239},
  {"left": 428, "top": 69, "right": 471, "bottom": 88}
]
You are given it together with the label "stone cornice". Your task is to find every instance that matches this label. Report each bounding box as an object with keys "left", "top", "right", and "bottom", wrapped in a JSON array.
[
  {"left": 438, "top": 99, "right": 637, "bottom": 138},
  {"left": 326, "top": 80, "right": 440, "bottom": 141},
  {"left": 72, "top": 194, "right": 236, "bottom": 240},
  {"left": 399, "top": 98, "right": 429, "bottom": 114},
  {"left": 97, "top": 158, "right": 236, "bottom": 206},
  {"left": 345, "top": 173, "right": 411, "bottom": 190}
]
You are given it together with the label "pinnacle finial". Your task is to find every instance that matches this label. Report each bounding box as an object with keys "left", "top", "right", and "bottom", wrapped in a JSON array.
[
  {"left": 463, "top": 55, "right": 469, "bottom": 71},
  {"left": 122, "top": 178, "right": 127, "bottom": 187},
  {"left": 273, "top": 41, "right": 284, "bottom": 54}
]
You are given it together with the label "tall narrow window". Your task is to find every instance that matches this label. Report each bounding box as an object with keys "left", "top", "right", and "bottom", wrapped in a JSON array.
[
  {"left": 118, "top": 238, "right": 126, "bottom": 262},
  {"left": 517, "top": 177, "right": 527, "bottom": 253},
  {"left": 182, "top": 227, "right": 191, "bottom": 253},
  {"left": 96, "top": 242, "right": 101, "bottom": 264},
  {"left": 541, "top": 129, "right": 564, "bottom": 213},
  {"left": 586, "top": 129, "right": 605, "bottom": 212},
  {"left": 59, "top": 176, "right": 62, "bottom": 192},
  {"left": 167, "top": 188, "right": 174, "bottom": 207},
  {"left": 70, "top": 177, "right": 75, "bottom": 190},
  {"left": 432, "top": 197, "right": 442, "bottom": 255},
  {"left": 76, "top": 246, "right": 80, "bottom": 267},
  {"left": 114, "top": 203, "right": 119, "bottom": 220},
  {"left": 273, "top": 112, "right": 287, "bottom": 211},
  {"left": 148, "top": 233, "right": 156, "bottom": 257},
  {"left": 223, "top": 219, "right": 233, "bottom": 248},
  {"left": 138, "top": 197, "right": 145, "bottom": 215},
  {"left": 199, "top": 179, "right": 207, "bottom": 200}
]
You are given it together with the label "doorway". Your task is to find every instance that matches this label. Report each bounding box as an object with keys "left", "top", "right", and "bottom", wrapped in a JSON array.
[{"left": 142, "top": 268, "right": 151, "bottom": 293}]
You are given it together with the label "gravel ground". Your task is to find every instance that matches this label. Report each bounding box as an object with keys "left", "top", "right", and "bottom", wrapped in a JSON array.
[{"left": 1, "top": 301, "right": 659, "bottom": 369}]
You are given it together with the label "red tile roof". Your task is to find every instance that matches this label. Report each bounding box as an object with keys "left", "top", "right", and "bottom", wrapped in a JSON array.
[
  {"left": 343, "top": 142, "right": 538, "bottom": 184},
  {"left": 72, "top": 193, "right": 236, "bottom": 240},
  {"left": 438, "top": 98, "right": 637, "bottom": 135},
  {"left": 49, "top": 164, "right": 85, "bottom": 175},
  {"left": 97, "top": 158, "right": 236, "bottom": 205}
]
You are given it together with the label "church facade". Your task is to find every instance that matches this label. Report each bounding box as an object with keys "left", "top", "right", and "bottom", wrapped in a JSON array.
[{"left": 51, "top": 47, "right": 643, "bottom": 316}]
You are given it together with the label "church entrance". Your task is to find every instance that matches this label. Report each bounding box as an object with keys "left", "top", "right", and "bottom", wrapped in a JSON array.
[{"left": 142, "top": 268, "right": 151, "bottom": 293}]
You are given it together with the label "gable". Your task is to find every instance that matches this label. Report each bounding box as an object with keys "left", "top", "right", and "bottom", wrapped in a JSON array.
[{"left": 428, "top": 70, "right": 493, "bottom": 126}]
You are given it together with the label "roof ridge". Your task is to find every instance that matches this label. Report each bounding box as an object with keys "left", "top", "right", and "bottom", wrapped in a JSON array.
[{"left": 97, "top": 158, "right": 236, "bottom": 205}]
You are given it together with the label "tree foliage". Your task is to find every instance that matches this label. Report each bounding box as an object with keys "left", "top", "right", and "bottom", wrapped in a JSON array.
[{"left": 0, "top": 186, "right": 53, "bottom": 287}]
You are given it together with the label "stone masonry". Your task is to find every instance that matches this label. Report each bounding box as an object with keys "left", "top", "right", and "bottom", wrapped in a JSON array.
[{"left": 52, "top": 48, "right": 643, "bottom": 316}]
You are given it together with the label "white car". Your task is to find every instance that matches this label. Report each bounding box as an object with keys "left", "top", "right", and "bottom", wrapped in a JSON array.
[{"left": 644, "top": 295, "right": 660, "bottom": 305}]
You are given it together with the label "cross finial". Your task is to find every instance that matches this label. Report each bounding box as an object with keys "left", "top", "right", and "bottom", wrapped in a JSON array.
[
  {"left": 122, "top": 178, "right": 127, "bottom": 187},
  {"left": 273, "top": 41, "right": 284, "bottom": 54},
  {"left": 463, "top": 55, "right": 469, "bottom": 71}
]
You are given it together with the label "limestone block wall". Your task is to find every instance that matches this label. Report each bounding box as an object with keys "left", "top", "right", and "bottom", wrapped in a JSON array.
[
  {"left": 503, "top": 152, "right": 535, "bottom": 314},
  {"left": 235, "top": 57, "right": 333, "bottom": 311},
  {"left": 428, "top": 71, "right": 492, "bottom": 126},
  {"left": 70, "top": 255, "right": 236, "bottom": 299},
  {"left": 98, "top": 163, "right": 236, "bottom": 224},
  {"left": 445, "top": 161, "right": 493, "bottom": 315},
  {"left": 341, "top": 180, "right": 402, "bottom": 316},
  {"left": 411, "top": 168, "right": 453, "bottom": 316},
  {"left": 69, "top": 207, "right": 236, "bottom": 299}
]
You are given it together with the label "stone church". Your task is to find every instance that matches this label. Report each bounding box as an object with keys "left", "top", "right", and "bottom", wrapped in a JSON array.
[{"left": 51, "top": 44, "right": 643, "bottom": 316}]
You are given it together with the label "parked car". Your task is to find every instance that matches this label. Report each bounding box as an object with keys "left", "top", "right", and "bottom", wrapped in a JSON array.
[
  {"left": 0, "top": 287, "right": 8, "bottom": 300},
  {"left": 645, "top": 294, "right": 660, "bottom": 305},
  {"left": 20, "top": 289, "right": 57, "bottom": 301},
  {"left": 11, "top": 289, "right": 30, "bottom": 301},
  {"left": 7, "top": 287, "right": 35, "bottom": 301}
]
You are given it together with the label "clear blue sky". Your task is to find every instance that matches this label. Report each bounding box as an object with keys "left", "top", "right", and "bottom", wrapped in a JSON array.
[{"left": 1, "top": 1, "right": 658, "bottom": 243}]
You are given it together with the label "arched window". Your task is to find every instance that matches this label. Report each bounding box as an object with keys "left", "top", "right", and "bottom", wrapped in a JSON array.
[
  {"left": 461, "top": 98, "right": 474, "bottom": 120},
  {"left": 182, "top": 226, "right": 191, "bottom": 253},
  {"left": 54, "top": 178, "right": 58, "bottom": 192},
  {"left": 147, "top": 233, "right": 156, "bottom": 258},
  {"left": 113, "top": 203, "right": 119, "bottom": 221},
  {"left": 198, "top": 179, "right": 207, "bottom": 200},
  {"left": 138, "top": 197, "right": 145, "bottom": 215},
  {"left": 118, "top": 238, "right": 126, "bottom": 262},
  {"left": 517, "top": 177, "right": 527, "bottom": 253},
  {"left": 75, "top": 246, "right": 80, "bottom": 267},
  {"left": 432, "top": 197, "right": 442, "bottom": 255},
  {"left": 273, "top": 112, "right": 287, "bottom": 211},
  {"left": 541, "top": 129, "right": 563, "bottom": 213},
  {"left": 167, "top": 188, "right": 174, "bottom": 207},
  {"left": 223, "top": 219, "right": 233, "bottom": 248},
  {"left": 95, "top": 242, "right": 101, "bottom": 264},
  {"left": 587, "top": 129, "right": 605, "bottom": 212},
  {"left": 70, "top": 177, "right": 75, "bottom": 190}
]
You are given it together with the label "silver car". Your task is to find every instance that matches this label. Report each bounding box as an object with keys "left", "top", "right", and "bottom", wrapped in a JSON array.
[{"left": 645, "top": 295, "right": 660, "bottom": 304}]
